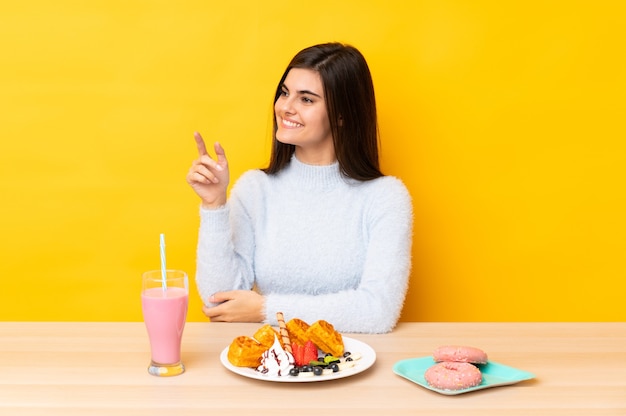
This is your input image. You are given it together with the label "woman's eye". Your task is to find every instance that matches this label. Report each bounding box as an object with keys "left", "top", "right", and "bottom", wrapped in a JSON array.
[
  {"left": 302, "top": 97, "right": 313, "bottom": 103},
  {"left": 280, "top": 89, "right": 288, "bottom": 97}
]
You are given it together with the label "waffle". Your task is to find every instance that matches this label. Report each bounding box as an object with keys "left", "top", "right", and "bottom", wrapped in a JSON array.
[
  {"left": 306, "top": 320, "right": 344, "bottom": 357},
  {"left": 253, "top": 324, "right": 282, "bottom": 349},
  {"left": 286, "top": 318, "right": 310, "bottom": 346},
  {"left": 227, "top": 335, "right": 266, "bottom": 367}
]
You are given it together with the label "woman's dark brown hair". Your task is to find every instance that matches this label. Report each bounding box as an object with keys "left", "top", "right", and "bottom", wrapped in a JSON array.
[{"left": 263, "top": 43, "right": 383, "bottom": 181}]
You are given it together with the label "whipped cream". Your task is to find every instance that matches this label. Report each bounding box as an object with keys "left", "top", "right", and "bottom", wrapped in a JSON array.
[{"left": 257, "top": 335, "right": 295, "bottom": 376}]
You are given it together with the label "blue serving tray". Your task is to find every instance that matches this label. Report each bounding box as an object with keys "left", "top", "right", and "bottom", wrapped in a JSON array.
[{"left": 393, "top": 356, "right": 535, "bottom": 395}]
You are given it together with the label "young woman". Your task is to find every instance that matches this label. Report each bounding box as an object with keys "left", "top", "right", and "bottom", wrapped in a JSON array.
[{"left": 187, "top": 43, "right": 413, "bottom": 333}]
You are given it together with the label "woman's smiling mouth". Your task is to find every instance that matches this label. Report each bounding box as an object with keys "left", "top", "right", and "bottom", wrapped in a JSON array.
[{"left": 281, "top": 118, "right": 303, "bottom": 128}]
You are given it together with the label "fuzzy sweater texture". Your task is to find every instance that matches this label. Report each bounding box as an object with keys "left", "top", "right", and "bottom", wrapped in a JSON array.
[{"left": 196, "top": 155, "right": 413, "bottom": 333}]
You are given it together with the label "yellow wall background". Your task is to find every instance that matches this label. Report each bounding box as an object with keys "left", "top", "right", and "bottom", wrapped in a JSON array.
[{"left": 1, "top": 1, "right": 624, "bottom": 322}]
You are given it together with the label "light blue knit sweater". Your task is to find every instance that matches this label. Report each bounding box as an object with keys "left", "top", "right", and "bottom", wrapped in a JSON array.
[{"left": 195, "top": 155, "right": 413, "bottom": 333}]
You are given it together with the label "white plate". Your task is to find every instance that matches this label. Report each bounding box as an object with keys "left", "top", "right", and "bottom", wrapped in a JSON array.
[{"left": 220, "top": 336, "right": 376, "bottom": 382}]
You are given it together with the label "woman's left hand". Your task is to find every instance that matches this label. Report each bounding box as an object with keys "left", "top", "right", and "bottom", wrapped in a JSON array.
[{"left": 202, "top": 290, "right": 265, "bottom": 322}]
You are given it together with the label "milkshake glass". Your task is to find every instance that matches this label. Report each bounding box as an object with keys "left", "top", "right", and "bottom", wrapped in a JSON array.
[{"left": 141, "top": 270, "right": 188, "bottom": 376}]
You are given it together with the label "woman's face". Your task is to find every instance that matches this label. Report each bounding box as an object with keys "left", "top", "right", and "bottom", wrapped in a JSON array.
[{"left": 274, "top": 68, "right": 335, "bottom": 164}]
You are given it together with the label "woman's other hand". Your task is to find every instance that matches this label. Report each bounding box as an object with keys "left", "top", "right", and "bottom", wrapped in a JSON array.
[
  {"left": 186, "top": 132, "right": 230, "bottom": 209},
  {"left": 202, "top": 290, "right": 265, "bottom": 323}
]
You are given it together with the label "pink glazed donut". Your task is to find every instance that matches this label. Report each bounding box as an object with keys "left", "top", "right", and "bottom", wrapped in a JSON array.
[
  {"left": 432, "top": 345, "right": 488, "bottom": 364},
  {"left": 424, "top": 362, "right": 483, "bottom": 390}
]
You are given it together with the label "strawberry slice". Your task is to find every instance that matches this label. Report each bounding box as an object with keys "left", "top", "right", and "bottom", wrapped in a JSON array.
[
  {"left": 303, "top": 340, "right": 318, "bottom": 365},
  {"left": 292, "top": 342, "right": 305, "bottom": 366}
]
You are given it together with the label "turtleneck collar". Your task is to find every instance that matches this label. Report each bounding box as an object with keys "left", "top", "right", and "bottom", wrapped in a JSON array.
[{"left": 281, "top": 154, "right": 347, "bottom": 191}]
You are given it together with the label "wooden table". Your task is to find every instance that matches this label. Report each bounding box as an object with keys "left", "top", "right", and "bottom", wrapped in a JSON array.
[{"left": 1, "top": 322, "right": 624, "bottom": 415}]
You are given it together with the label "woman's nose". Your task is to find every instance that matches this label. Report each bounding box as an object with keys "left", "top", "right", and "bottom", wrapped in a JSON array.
[{"left": 279, "top": 95, "right": 295, "bottom": 114}]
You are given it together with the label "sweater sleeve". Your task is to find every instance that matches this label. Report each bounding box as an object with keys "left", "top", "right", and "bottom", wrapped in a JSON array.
[
  {"left": 194, "top": 174, "right": 258, "bottom": 306},
  {"left": 263, "top": 177, "right": 413, "bottom": 334}
]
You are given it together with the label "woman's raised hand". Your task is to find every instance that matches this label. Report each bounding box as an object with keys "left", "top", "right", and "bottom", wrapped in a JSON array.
[{"left": 186, "top": 132, "right": 230, "bottom": 209}]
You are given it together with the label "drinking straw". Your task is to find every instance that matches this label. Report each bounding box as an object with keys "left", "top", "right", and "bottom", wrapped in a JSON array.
[{"left": 159, "top": 233, "right": 167, "bottom": 292}]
